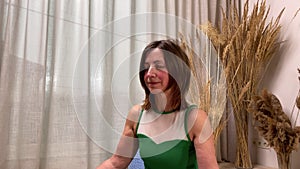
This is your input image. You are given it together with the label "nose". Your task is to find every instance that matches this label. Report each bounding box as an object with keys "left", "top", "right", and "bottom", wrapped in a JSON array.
[{"left": 145, "top": 66, "right": 157, "bottom": 77}]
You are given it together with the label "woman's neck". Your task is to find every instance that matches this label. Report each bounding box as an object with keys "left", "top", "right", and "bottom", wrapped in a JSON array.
[{"left": 153, "top": 91, "right": 173, "bottom": 112}]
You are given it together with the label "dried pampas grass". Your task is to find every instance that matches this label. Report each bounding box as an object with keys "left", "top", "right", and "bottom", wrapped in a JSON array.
[
  {"left": 248, "top": 68, "right": 300, "bottom": 169},
  {"left": 199, "top": 0, "right": 284, "bottom": 168},
  {"left": 248, "top": 88, "right": 300, "bottom": 169},
  {"left": 249, "top": 90, "right": 300, "bottom": 153}
]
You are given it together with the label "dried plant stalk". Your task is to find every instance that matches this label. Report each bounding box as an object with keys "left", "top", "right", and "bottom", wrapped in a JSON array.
[
  {"left": 296, "top": 95, "right": 300, "bottom": 110},
  {"left": 297, "top": 68, "right": 300, "bottom": 110},
  {"left": 200, "top": 0, "right": 284, "bottom": 168}
]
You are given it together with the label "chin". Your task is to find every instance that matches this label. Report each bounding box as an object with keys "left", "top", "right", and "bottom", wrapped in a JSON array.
[{"left": 149, "top": 88, "right": 164, "bottom": 94}]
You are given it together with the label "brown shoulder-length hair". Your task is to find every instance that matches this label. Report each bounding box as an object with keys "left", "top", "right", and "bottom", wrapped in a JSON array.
[{"left": 139, "top": 39, "right": 191, "bottom": 111}]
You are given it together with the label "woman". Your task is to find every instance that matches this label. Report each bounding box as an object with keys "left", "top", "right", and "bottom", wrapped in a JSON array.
[{"left": 97, "top": 39, "right": 219, "bottom": 169}]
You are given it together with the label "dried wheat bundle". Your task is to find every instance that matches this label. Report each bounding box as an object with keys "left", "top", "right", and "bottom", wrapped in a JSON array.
[
  {"left": 199, "top": 0, "right": 284, "bottom": 168},
  {"left": 179, "top": 35, "right": 227, "bottom": 143}
]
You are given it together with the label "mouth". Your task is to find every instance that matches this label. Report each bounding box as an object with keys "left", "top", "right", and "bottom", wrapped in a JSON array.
[
  {"left": 147, "top": 81, "right": 159, "bottom": 84},
  {"left": 147, "top": 81, "right": 160, "bottom": 87}
]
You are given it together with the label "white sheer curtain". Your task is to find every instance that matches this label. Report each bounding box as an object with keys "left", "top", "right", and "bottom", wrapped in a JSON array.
[{"left": 0, "top": 0, "right": 238, "bottom": 168}]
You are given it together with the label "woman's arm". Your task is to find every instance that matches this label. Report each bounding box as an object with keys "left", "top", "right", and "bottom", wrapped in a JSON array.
[
  {"left": 96, "top": 105, "right": 141, "bottom": 169},
  {"left": 188, "top": 109, "right": 219, "bottom": 169}
]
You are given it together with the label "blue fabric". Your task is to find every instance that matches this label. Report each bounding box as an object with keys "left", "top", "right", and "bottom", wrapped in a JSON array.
[{"left": 128, "top": 150, "right": 144, "bottom": 169}]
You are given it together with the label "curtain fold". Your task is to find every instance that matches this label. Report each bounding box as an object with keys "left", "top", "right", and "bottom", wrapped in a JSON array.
[{"left": 0, "top": 1, "right": 239, "bottom": 168}]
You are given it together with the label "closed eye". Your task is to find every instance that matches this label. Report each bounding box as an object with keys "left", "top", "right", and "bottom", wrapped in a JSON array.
[
  {"left": 144, "top": 61, "right": 167, "bottom": 71},
  {"left": 155, "top": 64, "right": 165, "bottom": 69}
]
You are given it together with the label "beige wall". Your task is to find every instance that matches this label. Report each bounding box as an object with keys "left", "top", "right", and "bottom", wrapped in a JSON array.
[{"left": 248, "top": 0, "right": 300, "bottom": 168}]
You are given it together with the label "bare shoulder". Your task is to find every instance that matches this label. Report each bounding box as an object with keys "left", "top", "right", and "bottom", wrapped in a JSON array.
[
  {"left": 127, "top": 104, "right": 142, "bottom": 123},
  {"left": 123, "top": 104, "right": 142, "bottom": 136},
  {"left": 187, "top": 108, "right": 208, "bottom": 125},
  {"left": 187, "top": 107, "right": 211, "bottom": 141}
]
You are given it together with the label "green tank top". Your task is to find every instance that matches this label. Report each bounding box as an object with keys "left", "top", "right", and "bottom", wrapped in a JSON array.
[{"left": 136, "top": 105, "right": 198, "bottom": 169}]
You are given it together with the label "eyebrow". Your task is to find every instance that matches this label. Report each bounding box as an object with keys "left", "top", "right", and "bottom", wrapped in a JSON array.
[{"left": 144, "top": 60, "right": 164, "bottom": 65}]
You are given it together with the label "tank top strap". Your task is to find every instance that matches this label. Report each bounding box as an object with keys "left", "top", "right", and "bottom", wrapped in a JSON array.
[
  {"left": 184, "top": 105, "right": 198, "bottom": 142},
  {"left": 135, "top": 109, "right": 144, "bottom": 136}
]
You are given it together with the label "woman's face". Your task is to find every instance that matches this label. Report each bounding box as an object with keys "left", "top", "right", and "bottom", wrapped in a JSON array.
[{"left": 143, "top": 48, "right": 169, "bottom": 94}]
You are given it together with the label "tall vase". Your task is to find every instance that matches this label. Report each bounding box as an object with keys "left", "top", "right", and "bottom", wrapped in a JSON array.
[{"left": 277, "top": 152, "right": 291, "bottom": 169}]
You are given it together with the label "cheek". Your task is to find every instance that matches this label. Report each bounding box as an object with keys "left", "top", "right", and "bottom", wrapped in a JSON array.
[
  {"left": 158, "top": 71, "right": 169, "bottom": 83},
  {"left": 143, "top": 71, "right": 169, "bottom": 87},
  {"left": 143, "top": 72, "right": 148, "bottom": 81}
]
